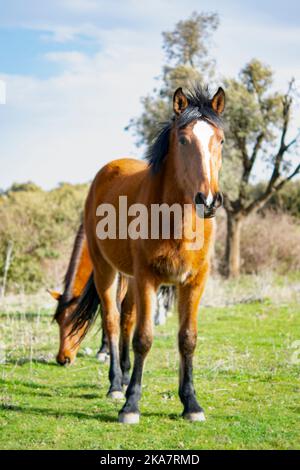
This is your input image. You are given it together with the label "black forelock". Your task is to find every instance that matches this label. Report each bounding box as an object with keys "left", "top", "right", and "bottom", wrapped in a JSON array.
[
  {"left": 179, "top": 85, "right": 223, "bottom": 129},
  {"left": 145, "top": 84, "right": 223, "bottom": 174}
]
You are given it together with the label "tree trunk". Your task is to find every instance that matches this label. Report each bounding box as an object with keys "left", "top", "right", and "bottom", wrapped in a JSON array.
[{"left": 225, "top": 212, "right": 243, "bottom": 278}]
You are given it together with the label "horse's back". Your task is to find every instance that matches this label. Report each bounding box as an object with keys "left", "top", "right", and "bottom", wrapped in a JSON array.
[
  {"left": 85, "top": 158, "right": 149, "bottom": 276},
  {"left": 96, "top": 158, "right": 147, "bottom": 184}
]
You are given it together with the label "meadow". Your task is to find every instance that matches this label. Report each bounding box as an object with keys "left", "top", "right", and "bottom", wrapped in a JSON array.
[{"left": 0, "top": 274, "right": 299, "bottom": 450}]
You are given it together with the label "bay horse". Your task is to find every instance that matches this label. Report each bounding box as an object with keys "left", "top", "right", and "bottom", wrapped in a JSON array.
[
  {"left": 70, "top": 85, "right": 225, "bottom": 424},
  {"left": 49, "top": 223, "right": 109, "bottom": 365},
  {"left": 50, "top": 224, "right": 174, "bottom": 365}
]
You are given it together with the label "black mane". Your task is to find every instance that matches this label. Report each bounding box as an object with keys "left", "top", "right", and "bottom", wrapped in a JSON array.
[
  {"left": 53, "top": 222, "right": 85, "bottom": 321},
  {"left": 145, "top": 85, "right": 223, "bottom": 173}
]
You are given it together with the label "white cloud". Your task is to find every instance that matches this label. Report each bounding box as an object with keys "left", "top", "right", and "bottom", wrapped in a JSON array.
[
  {"left": 1, "top": 0, "right": 300, "bottom": 189},
  {"left": 62, "top": 0, "right": 100, "bottom": 12},
  {"left": 0, "top": 30, "right": 164, "bottom": 189}
]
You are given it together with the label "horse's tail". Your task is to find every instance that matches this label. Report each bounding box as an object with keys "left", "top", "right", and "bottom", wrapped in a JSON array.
[{"left": 69, "top": 273, "right": 100, "bottom": 342}]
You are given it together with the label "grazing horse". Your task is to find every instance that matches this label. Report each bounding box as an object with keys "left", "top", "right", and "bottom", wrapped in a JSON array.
[
  {"left": 50, "top": 224, "right": 110, "bottom": 365},
  {"left": 70, "top": 85, "right": 225, "bottom": 424},
  {"left": 50, "top": 224, "right": 174, "bottom": 365}
]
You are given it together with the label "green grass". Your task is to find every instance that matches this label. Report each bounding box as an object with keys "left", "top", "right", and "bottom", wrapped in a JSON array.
[{"left": 0, "top": 301, "right": 299, "bottom": 450}]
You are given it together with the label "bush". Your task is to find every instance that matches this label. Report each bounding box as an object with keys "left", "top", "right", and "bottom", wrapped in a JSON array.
[
  {"left": 215, "top": 210, "right": 300, "bottom": 274},
  {"left": 0, "top": 182, "right": 88, "bottom": 293}
]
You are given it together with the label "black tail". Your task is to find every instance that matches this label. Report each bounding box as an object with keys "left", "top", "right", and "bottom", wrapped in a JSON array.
[
  {"left": 69, "top": 274, "right": 100, "bottom": 342},
  {"left": 160, "top": 285, "right": 176, "bottom": 310}
]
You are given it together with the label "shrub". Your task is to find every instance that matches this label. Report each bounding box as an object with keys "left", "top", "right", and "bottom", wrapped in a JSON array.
[{"left": 215, "top": 210, "right": 300, "bottom": 274}]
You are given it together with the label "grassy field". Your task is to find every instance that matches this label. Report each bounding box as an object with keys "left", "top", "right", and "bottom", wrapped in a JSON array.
[{"left": 0, "top": 288, "right": 300, "bottom": 449}]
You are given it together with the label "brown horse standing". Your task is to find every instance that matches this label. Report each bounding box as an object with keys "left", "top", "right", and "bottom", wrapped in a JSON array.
[{"left": 71, "top": 85, "right": 225, "bottom": 423}]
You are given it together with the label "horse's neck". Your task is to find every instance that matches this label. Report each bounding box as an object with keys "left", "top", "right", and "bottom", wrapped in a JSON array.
[{"left": 154, "top": 155, "right": 192, "bottom": 206}]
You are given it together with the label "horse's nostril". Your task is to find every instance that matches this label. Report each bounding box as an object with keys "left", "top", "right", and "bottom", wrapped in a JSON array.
[{"left": 195, "top": 192, "right": 207, "bottom": 207}]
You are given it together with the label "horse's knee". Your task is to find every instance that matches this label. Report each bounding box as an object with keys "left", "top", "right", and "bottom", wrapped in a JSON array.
[
  {"left": 133, "top": 331, "right": 153, "bottom": 356},
  {"left": 105, "top": 311, "right": 121, "bottom": 338},
  {"left": 178, "top": 328, "right": 197, "bottom": 356},
  {"left": 121, "top": 309, "right": 135, "bottom": 338}
]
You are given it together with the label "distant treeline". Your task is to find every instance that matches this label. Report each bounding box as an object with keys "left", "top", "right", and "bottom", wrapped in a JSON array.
[
  {"left": 0, "top": 182, "right": 88, "bottom": 294},
  {"left": 0, "top": 180, "right": 300, "bottom": 294}
]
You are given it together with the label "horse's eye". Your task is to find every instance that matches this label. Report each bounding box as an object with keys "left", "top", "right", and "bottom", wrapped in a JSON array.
[
  {"left": 179, "top": 136, "right": 188, "bottom": 145},
  {"left": 221, "top": 139, "right": 224, "bottom": 145}
]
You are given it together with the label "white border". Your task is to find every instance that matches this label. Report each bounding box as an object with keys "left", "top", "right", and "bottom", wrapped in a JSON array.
[{"left": 0, "top": 80, "right": 6, "bottom": 104}]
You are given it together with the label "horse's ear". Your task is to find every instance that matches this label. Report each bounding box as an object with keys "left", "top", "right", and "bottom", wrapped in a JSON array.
[
  {"left": 48, "top": 289, "right": 62, "bottom": 301},
  {"left": 211, "top": 87, "right": 225, "bottom": 114},
  {"left": 173, "top": 87, "right": 189, "bottom": 115}
]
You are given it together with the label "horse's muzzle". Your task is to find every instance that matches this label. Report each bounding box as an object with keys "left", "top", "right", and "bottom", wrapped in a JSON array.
[
  {"left": 195, "top": 192, "right": 223, "bottom": 218},
  {"left": 56, "top": 355, "right": 71, "bottom": 366}
]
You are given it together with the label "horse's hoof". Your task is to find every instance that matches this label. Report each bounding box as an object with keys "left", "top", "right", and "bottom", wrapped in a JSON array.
[
  {"left": 183, "top": 411, "right": 206, "bottom": 422},
  {"left": 96, "top": 352, "right": 109, "bottom": 363},
  {"left": 108, "top": 390, "right": 124, "bottom": 400},
  {"left": 118, "top": 412, "right": 140, "bottom": 424}
]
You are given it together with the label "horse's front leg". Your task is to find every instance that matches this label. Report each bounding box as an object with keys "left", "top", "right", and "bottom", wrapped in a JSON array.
[
  {"left": 120, "top": 280, "right": 136, "bottom": 387},
  {"left": 178, "top": 268, "right": 209, "bottom": 422},
  {"left": 118, "top": 273, "right": 157, "bottom": 424}
]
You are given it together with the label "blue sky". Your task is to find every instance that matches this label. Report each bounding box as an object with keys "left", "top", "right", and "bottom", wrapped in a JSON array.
[{"left": 0, "top": 0, "right": 299, "bottom": 189}]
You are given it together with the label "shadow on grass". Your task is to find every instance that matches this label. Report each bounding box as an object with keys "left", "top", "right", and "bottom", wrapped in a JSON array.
[
  {"left": 0, "top": 403, "right": 118, "bottom": 423},
  {"left": 0, "top": 377, "right": 49, "bottom": 389},
  {"left": 0, "top": 377, "right": 102, "bottom": 394},
  {"left": 0, "top": 403, "right": 185, "bottom": 423},
  {"left": 3, "top": 358, "right": 58, "bottom": 366},
  {"left": 7, "top": 388, "right": 101, "bottom": 400}
]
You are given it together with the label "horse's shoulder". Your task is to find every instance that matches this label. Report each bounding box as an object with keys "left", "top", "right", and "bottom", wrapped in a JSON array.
[{"left": 96, "top": 158, "right": 146, "bottom": 178}]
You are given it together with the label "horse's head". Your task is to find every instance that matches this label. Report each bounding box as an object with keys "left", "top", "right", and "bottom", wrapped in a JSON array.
[
  {"left": 49, "top": 290, "right": 82, "bottom": 366},
  {"left": 172, "top": 86, "right": 225, "bottom": 218}
]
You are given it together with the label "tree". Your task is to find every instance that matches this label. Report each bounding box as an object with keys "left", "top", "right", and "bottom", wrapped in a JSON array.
[
  {"left": 222, "top": 59, "right": 300, "bottom": 277},
  {"left": 0, "top": 183, "right": 88, "bottom": 293},
  {"left": 126, "top": 11, "right": 219, "bottom": 146}
]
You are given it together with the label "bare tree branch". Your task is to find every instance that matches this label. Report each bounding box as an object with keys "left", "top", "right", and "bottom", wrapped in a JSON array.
[
  {"left": 244, "top": 162, "right": 300, "bottom": 215},
  {"left": 265, "top": 81, "right": 295, "bottom": 193},
  {"left": 285, "top": 130, "right": 300, "bottom": 150}
]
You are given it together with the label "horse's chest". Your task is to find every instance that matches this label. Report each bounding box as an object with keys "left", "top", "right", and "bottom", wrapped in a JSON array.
[{"left": 149, "top": 247, "right": 204, "bottom": 284}]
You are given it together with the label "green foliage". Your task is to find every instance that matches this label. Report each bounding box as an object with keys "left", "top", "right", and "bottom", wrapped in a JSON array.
[
  {"left": 226, "top": 59, "right": 284, "bottom": 142},
  {"left": 244, "top": 180, "right": 300, "bottom": 217},
  {"left": 265, "top": 180, "right": 300, "bottom": 217},
  {"left": 0, "top": 183, "right": 88, "bottom": 293},
  {"left": 126, "top": 11, "right": 219, "bottom": 147},
  {"left": 7, "top": 182, "right": 43, "bottom": 193},
  {"left": 222, "top": 59, "right": 286, "bottom": 201},
  {"left": 162, "top": 11, "right": 219, "bottom": 69}
]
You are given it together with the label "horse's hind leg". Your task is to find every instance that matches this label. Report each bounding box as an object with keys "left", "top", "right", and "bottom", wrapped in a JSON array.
[
  {"left": 177, "top": 271, "right": 208, "bottom": 422},
  {"left": 96, "top": 327, "right": 109, "bottom": 363},
  {"left": 93, "top": 264, "right": 123, "bottom": 400},
  {"left": 120, "top": 280, "right": 136, "bottom": 387},
  {"left": 119, "top": 272, "right": 157, "bottom": 424}
]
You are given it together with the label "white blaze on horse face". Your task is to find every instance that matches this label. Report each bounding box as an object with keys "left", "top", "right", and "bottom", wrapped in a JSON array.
[{"left": 193, "top": 120, "right": 214, "bottom": 205}]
